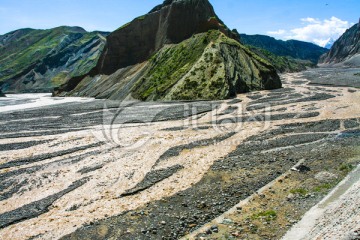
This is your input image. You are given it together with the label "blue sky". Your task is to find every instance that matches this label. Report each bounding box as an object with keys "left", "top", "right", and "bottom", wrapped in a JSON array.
[{"left": 0, "top": 0, "right": 359, "bottom": 46}]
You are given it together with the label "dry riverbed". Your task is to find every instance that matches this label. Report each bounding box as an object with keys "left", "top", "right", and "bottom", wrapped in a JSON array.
[{"left": 0, "top": 68, "right": 359, "bottom": 239}]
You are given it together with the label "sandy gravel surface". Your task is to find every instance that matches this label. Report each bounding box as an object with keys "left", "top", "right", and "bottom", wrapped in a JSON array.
[{"left": 0, "top": 68, "right": 359, "bottom": 239}]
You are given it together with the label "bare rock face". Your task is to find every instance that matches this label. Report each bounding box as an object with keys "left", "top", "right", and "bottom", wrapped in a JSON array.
[
  {"left": 94, "top": 0, "right": 237, "bottom": 75},
  {"left": 55, "top": 0, "right": 282, "bottom": 100},
  {"left": 319, "top": 21, "right": 360, "bottom": 67}
]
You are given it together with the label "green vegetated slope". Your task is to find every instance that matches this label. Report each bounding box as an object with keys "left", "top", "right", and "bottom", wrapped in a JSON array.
[
  {"left": 134, "top": 31, "right": 280, "bottom": 100},
  {"left": 65, "top": 30, "right": 281, "bottom": 101},
  {"left": 240, "top": 34, "right": 328, "bottom": 64},
  {"left": 0, "top": 26, "right": 108, "bottom": 93}
]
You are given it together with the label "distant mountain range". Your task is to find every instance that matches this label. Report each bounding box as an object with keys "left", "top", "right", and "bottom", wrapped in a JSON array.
[
  {"left": 240, "top": 34, "right": 328, "bottom": 64},
  {"left": 245, "top": 46, "right": 316, "bottom": 73},
  {"left": 319, "top": 20, "right": 360, "bottom": 67},
  {"left": 0, "top": 27, "right": 108, "bottom": 93}
]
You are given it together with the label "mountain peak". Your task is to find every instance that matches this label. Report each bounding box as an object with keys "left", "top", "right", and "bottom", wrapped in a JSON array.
[
  {"left": 149, "top": 0, "right": 175, "bottom": 13},
  {"left": 53, "top": 26, "right": 87, "bottom": 33},
  {"left": 149, "top": 0, "right": 213, "bottom": 13},
  {"left": 94, "top": 0, "right": 237, "bottom": 75}
]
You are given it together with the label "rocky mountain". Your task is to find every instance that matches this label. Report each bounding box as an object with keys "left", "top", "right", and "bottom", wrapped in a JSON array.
[
  {"left": 55, "top": 0, "right": 281, "bottom": 101},
  {"left": 240, "top": 34, "right": 328, "bottom": 63},
  {"left": 95, "top": 0, "right": 239, "bottom": 76},
  {"left": 0, "top": 27, "right": 108, "bottom": 93},
  {"left": 319, "top": 21, "right": 360, "bottom": 67}
]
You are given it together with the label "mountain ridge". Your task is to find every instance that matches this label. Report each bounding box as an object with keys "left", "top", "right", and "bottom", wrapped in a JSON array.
[
  {"left": 240, "top": 34, "right": 328, "bottom": 63},
  {"left": 55, "top": 0, "right": 281, "bottom": 100}
]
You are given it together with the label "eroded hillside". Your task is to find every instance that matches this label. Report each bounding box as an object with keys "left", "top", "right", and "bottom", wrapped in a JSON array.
[{"left": 0, "top": 27, "right": 107, "bottom": 93}]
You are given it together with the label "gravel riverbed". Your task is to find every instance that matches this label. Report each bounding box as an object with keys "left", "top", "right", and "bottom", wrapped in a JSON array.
[{"left": 0, "top": 68, "right": 359, "bottom": 239}]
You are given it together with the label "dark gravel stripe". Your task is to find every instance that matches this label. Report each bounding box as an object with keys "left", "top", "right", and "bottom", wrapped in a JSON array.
[
  {"left": 77, "top": 164, "right": 105, "bottom": 175},
  {"left": 0, "top": 149, "right": 104, "bottom": 201},
  {"left": 0, "top": 129, "right": 85, "bottom": 139},
  {"left": 217, "top": 106, "right": 238, "bottom": 116},
  {"left": 0, "top": 178, "right": 88, "bottom": 229},
  {"left": 269, "top": 87, "right": 295, "bottom": 93},
  {"left": 193, "top": 126, "right": 213, "bottom": 130},
  {"left": 214, "top": 112, "right": 320, "bottom": 124},
  {"left": 246, "top": 93, "right": 335, "bottom": 111},
  {"left": 0, "top": 142, "right": 104, "bottom": 170},
  {"left": 279, "top": 119, "right": 341, "bottom": 133},
  {"left": 152, "top": 104, "right": 218, "bottom": 122},
  {"left": 0, "top": 140, "right": 51, "bottom": 152},
  {"left": 228, "top": 133, "right": 331, "bottom": 157},
  {"left": 120, "top": 165, "right": 184, "bottom": 197},
  {"left": 155, "top": 132, "right": 236, "bottom": 166},
  {"left": 249, "top": 93, "right": 303, "bottom": 105},
  {"left": 227, "top": 99, "right": 242, "bottom": 104},
  {"left": 161, "top": 126, "right": 188, "bottom": 131},
  {"left": 337, "top": 129, "right": 360, "bottom": 138},
  {"left": 49, "top": 137, "right": 85, "bottom": 147},
  {"left": 0, "top": 179, "right": 29, "bottom": 202},
  {"left": 247, "top": 94, "right": 263, "bottom": 100},
  {"left": 344, "top": 119, "right": 360, "bottom": 129}
]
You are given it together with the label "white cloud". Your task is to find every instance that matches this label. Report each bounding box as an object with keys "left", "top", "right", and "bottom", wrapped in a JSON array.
[
  {"left": 300, "top": 17, "right": 321, "bottom": 24},
  {"left": 267, "top": 29, "right": 286, "bottom": 35},
  {"left": 267, "top": 16, "right": 352, "bottom": 47}
]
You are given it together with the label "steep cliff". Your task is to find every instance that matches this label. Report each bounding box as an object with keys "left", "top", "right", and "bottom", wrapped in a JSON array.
[
  {"left": 319, "top": 21, "right": 360, "bottom": 67},
  {"left": 94, "top": 0, "right": 238, "bottom": 75},
  {"left": 0, "top": 27, "right": 108, "bottom": 93},
  {"left": 55, "top": 0, "right": 281, "bottom": 100}
]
